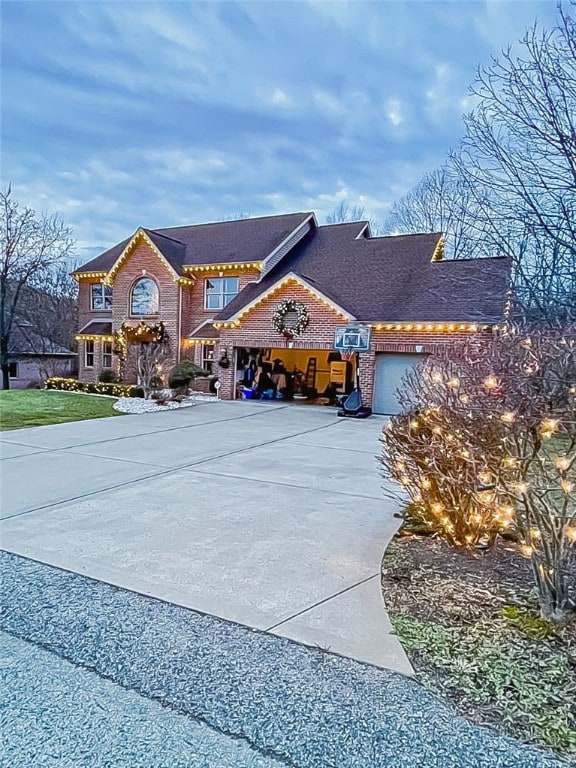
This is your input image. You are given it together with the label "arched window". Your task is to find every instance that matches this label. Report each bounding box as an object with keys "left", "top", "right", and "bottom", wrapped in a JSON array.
[{"left": 131, "top": 278, "right": 159, "bottom": 315}]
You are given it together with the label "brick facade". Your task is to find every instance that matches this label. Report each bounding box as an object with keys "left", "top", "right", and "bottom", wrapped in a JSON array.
[
  {"left": 78, "top": 228, "right": 500, "bottom": 412},
  {"left": 184, "top": 267, "right": 261, "bottom": 336},
  {"left": 77, "top": 243, "right": 185, "bottom": 382},
  {"left": 78, "top": 260, "right": 491, "bottom": 407},
  {"left": 210, "top": 284, "right": 490, "bottom": 407}
]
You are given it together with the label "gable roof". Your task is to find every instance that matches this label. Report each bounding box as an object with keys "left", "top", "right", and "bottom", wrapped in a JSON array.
[
  {"left": 73, "top": 212, "right": 313, "bottom": 276},
  {"left": 217, "top": 224, "right": 510, "bottom": 324}
]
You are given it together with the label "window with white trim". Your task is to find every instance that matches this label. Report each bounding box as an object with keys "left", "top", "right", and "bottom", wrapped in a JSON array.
[
  {"left": 85, "top": 340, "right": 94, "bottom": 368},
  {"left": 204, "top": 278, "right": 239, "bottom": 310},
  {"left": 102, "top": 341, "right": 113, "bottom": 369},
  {"left": 131, "top": 278, "right": 159, "bottom": 315},
  {"left": 202, "top": 344, "right": 215, "bottom": 374},
  {"left": 8, "top": 362, "right": 18, "bottom": 378},
  {"left": 91, "top": 284, "right": 112, "bottom": 311}
]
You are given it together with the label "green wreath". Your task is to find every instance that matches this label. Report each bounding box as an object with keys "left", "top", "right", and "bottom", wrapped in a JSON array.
[{"left": 272, "top": 299, "right": 309, "bottom": 337}]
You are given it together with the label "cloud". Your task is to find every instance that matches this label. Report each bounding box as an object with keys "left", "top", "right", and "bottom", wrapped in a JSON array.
[{"left": 1, "top": 0, "right": 561, "bottom": 257}]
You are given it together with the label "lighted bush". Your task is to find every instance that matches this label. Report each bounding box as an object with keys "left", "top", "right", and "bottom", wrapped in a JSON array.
[
  {"left": 45, "top": 377, "right": 144, "bottom": 398},
  {"left": 382, "top": 405, "right": 510, "bottom": 549},
  {"left": 381, "top": 325, "right": 576, "bottom": 620}
]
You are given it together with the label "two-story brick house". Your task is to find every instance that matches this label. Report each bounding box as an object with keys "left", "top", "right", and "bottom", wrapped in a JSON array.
[{"left": 73, "top": 212, "right": 509, "bottom": 414}]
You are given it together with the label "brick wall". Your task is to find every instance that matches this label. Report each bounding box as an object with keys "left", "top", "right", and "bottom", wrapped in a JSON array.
[
  {"left": 216, "top": 283, "right": 350, "bottom": 399},
  {"left": 181, "top": 267, "right": 261, "bottom": 335},
  {"left": 76, "top": 257, "right": 494, "bottom": 404},
  {"left": 78, "top": 244, "right": 183, "bottom": 383},
  {"left": 362, "top": 330, "right": 493, "bottom": 407},
  {"left": 213, "top": 285, "right": 493, "bottom": 406}
]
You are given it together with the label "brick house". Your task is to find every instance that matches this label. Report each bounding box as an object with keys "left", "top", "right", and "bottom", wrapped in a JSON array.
[{"left": 73, "top": 212, "right": 509, "bottom": 414}]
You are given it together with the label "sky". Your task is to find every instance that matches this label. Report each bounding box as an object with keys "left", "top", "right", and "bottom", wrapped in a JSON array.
[{"left": 1, "top": 0, "right": 561, "bottom": 264}]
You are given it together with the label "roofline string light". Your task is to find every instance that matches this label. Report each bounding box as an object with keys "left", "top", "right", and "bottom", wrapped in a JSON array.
[
  {"left": 73, "top": 271, "right": 107, "bottom": 281},
  {"left": 371, "top": 323, "right": 489, "bottom": 333},
  {"left": 184, "top": 338, "right": 218, "bottom": 346},
  {"left": 102, "top": 230, "right": 179, "bottom": 286},
  {"left": 75, "top": 334, "right": 115, "bottom": 342},
  {"left": 183, "top": 262, "right": 263, "bottom": 273},
  {"left": 213, "top": 275, "right": 351, "bottom": 330}
]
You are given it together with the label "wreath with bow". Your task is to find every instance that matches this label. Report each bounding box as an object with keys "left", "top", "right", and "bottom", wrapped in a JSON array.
[{"left": 272, "top": 299, "right": 309, "bottom": 339}]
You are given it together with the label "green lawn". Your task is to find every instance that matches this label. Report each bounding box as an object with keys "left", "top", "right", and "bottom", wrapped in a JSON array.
[{"left": 0, "top": 390, "right": 123, "bottom": 430}]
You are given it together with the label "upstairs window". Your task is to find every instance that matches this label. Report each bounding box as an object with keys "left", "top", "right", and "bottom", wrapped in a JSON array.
[
  {"left": 205, "top": 277, "right": 239, "bottom": 310},
  {"left": 91, "top": 284, "right": 112, "bottom": 311},
  {"left": 131, "top": 278, "right": 159, "bottom": 316}
]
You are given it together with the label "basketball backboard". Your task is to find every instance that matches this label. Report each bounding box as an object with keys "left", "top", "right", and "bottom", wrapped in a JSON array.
[{"left": 334, "top": 324, "right": 371, "bottom": 352}]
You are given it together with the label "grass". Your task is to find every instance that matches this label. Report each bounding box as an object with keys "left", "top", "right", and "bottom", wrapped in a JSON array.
[
  {"left": 382, "top": 535, "right": 576, "bottom": 758},
  {"left": 0, "top": 389, "right": 123, "bottom": 430}
]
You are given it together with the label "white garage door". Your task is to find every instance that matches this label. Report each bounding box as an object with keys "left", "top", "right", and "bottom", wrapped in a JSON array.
[{"left": 372, "top": 353, "right": 425, "bottom": 415}]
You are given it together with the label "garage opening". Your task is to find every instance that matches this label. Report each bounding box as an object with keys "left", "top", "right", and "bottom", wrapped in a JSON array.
[
  {"left": 372, "top": 352, "right": 426, "bottom": 415},
  {"left": 234, "top": 347, "right": 355, "bottom": 405}
]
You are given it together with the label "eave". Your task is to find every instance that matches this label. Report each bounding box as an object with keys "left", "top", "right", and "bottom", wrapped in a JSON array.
[
  {"left": 369, "top": 322, "right": 492, "bottom": 332},
  {"left": 75, "top": 333, "right": 115, "bottom": 342},
  {"left": 103, "top": 228, "right": 180, "bottom": 285},
  {"left": 73, "top": 271, "right": 107, "bottom": 281},
  {"left": 214, "top": 272, "right": 354, "bottom": 329},
  {"left": 183, "top": 262, "right": 263, "bottom": 273}
]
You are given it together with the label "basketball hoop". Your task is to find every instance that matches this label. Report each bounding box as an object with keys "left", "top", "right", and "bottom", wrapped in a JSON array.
[{"left": 341, "top": 347, "right": 356, "bottom": 362}]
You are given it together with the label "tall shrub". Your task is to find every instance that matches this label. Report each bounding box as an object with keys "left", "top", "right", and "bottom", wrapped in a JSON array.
[{"left": 381, "top": 326, "right": 576, "bottom": 620}]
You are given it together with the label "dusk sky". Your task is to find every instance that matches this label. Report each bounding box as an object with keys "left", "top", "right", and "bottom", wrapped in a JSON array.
[{"left": 1, "top": 0, "right": 560, "bottom": 264}]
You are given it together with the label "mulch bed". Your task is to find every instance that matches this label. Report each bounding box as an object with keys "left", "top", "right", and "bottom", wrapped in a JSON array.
[{"left": 381, "top": 532, "right": 576, "bottom": 759}]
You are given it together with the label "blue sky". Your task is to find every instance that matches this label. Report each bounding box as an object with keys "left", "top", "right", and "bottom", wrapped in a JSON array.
[{"left": 1, "top": 0, "right": 560, "bottom": 263}]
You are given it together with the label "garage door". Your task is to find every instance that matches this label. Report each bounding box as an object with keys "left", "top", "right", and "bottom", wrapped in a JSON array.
[{"left": 372, "top": 353, "right": 425, "bottom": 415}]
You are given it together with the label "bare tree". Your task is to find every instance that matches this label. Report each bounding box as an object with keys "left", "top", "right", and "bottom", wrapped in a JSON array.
[
  {"left": 17, "top": 263, "right": 78, "bottom": 350},
  {"left": 326, "top": 201, "right": 367, "bottom": 224},
  {"left": 452, "top": 3, "right": 576, "bottom": 320},
  {"left": 382, "top": 164, "right": 485, "bottom": 260},
  {"left": 325, "top": 201, "right": 385, "bottom": 235},
  {"left": 0, "top": 187, "right": 75, "bottom": 389},
  {"left": 114, "top": 321, "right": 170, "bottom": 399}
]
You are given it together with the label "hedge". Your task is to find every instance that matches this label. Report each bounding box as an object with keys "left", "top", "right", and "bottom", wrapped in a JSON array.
[{"left": 44, "top": 377, "right": 144, "bottom": 398}]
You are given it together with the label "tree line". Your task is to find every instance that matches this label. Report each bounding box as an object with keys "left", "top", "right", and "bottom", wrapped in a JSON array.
[{"left": 330, "top": 2, "right": 576, "bottom": 325}]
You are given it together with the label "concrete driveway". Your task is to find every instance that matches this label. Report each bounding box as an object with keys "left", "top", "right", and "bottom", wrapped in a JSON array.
[{"left": 0, "top": 399, "right": 411, "bottom": 674}]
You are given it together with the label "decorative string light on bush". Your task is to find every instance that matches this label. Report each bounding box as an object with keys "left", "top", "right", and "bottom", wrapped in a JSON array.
[
  {"left": 113, "top": 321, "right": 170, "bottom": 399},
  {"left": 380, "top": 324, "right": 576, "bottom": 620}
]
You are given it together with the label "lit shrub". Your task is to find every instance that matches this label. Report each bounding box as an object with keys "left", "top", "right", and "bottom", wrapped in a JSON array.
[
  {"left": 382, "top": 403, "right": 509, "bottom": 549},
  {"left": 381, "top": 326, "right": 576, "bottom": 620},
  {"left": 45, "top": 377, "right": 144, "bottom": 398}
]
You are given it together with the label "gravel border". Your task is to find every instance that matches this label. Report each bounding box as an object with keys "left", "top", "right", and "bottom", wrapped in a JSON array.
[
  {"left": 0, "top": 552, "right": 570, "bottom": 768},
  {"left": 112, "top": 393, "right": 218, "bottom": 414}
]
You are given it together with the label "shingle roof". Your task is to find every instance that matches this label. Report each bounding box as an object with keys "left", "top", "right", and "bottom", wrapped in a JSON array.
[
  {"left": 9, "top": 324, "right": 76, "bottom": 356},
  {"left": 217, "top": 225, "right": 510, "bottom": 324},
  {"left": 78, "top": 321, "right": 113, "bottom": 336},
  {"left": 188, "top": 321, "right": 220, "bottom": 340},
  {"left": 73, "top": 211, "right": 510, "bottom": 325},
  {"left": 74, "top": 213, "right": 313, "bottom": 275}
]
